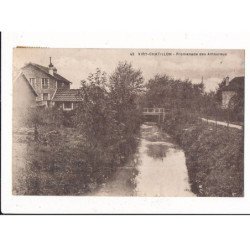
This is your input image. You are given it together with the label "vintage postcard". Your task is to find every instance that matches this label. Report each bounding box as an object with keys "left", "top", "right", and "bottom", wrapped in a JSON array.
[{"left": 11, "top": 48, "right": 244, "bottom": 198}]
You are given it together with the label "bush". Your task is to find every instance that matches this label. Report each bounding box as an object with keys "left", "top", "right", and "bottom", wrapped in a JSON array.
[
  {"left": 13, "top": 64, "right": 143, "bottom": 195},
  {"left": 163, "top": 115, "right": 244, "bottom": 197}
]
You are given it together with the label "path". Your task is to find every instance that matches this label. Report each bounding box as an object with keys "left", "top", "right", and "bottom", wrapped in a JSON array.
[{"left": 201, "top": 118, "right": 243, "bottom": 130}]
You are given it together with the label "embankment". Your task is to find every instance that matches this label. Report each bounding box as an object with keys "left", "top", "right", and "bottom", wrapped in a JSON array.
[{"left": 163, "top": 118, "right": 244, "bottom": 197}]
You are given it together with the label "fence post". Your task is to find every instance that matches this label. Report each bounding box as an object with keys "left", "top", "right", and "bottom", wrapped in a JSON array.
[
  {"left": 34, "top": 123, "right": 38, "bottom": 142},
  {"left": 215, "top": 104, "right": 218, "bottom": 132}
]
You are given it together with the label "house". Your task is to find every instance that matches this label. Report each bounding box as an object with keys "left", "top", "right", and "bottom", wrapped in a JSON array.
[
  {"left": 13, "top": 72, "right": 38, "bottom": 110},
  {"left": 20, "top": 58, "right": 82, "bottom": 110},
  {"left": 13, "top": 72, "right": 38, "bottom": 126},
  {"left": 221, "top": 76, "right": 244, "bottom": 109},
  {"left": 52, "top": 89, "right": 83, "bottom": 110}
]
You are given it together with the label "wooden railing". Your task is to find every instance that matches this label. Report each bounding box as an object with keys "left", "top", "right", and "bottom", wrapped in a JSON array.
[{"left": 143, "top": 108, "right": 165, "bottom": 114}]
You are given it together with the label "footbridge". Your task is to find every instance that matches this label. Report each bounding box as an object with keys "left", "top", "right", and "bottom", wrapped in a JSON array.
[{"left": 143, "top": 108, "right": 166, "bottom": 122}]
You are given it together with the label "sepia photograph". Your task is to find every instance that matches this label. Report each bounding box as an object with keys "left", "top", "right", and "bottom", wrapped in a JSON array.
[
  {"left": 12, "top": 48, "right": 244, "bottom": 197},
  {"left": 2, "top": 0, "right": 250, "bottom": 248},
  {"left": 1, "top": 0, "right": 250, "bottom": 247}
]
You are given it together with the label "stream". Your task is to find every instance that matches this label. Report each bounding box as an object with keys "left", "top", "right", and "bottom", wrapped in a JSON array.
[{"left": 93, "top": 122, "right": 195, "bottom": 197}]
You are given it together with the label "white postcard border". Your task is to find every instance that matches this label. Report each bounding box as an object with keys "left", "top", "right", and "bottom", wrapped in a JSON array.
[{"left": 1, "top": 32, "right": 249, "bottom": 214}]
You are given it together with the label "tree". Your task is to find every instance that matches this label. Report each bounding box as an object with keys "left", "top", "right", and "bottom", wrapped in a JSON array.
[
  {"left": 74, "top": 68, "right": 119, "bottom": 148},
  {"left": 228, "top": 91, "right": 244, "bottom": 122},
  {"left": 215, "top": 78, "right": 226, "bottom": 103},
  {"left": 109, "top": 62, "right": 144, "bottom": 134},
  {"left": 74, "top": 63, "right": 144, "bottom": 165},
  {"left": 143, "top": 74, "right": 205, "bottom": 115},
  {"left": 143, "top": 75, "right": 172, "bottom": 108}
]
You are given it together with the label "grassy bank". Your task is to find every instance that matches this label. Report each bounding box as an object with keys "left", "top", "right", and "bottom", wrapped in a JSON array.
[
  {"left": 162, "top": 114, "right": 244, "bottom": 197},
  {"left": 13, "top": 124, "right": 139, "bottom": 195}
]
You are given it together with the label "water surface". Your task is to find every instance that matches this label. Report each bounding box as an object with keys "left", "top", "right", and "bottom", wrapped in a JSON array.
[{"left": 94, "top": 123, "right": 195, "bottom": 197}]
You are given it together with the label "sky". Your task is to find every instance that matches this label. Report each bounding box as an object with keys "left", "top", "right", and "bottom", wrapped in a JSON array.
[{"left": 13, "top": 48, "right": 245, "bottom": 92}]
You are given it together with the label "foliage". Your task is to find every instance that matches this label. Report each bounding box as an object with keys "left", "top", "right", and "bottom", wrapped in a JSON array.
[
  {"left": 143, "top": 74, "right": 244, "bottom": 197},
  {"left": 13, "top": 127, "right": 116, "bottom": 195},
  {"left": 143, "top": 74, "right": 204, "bottom": 115},
  {"left": 215, "top": 78, "right": 226, "bottom": 103},
  {"left": 214, "top": 78, "right": 244, "bottom": 123},
  {"left": 109, "top": 62, "right": 144, "bottom": 133},
  {"left": 183, "top": 126, "right": 243, "bottom": 197},
  {"left": 228, "top": 91, "right": 244, "bottom": 122},
  {"left": 14, "top": 63, "right": 144, "bottom": 195},
  {"left": 74, "top": 68, "right": 116, "bottom": 147},
  {"left": 160, "top": 110, "right": 244, "bottom": 197}
]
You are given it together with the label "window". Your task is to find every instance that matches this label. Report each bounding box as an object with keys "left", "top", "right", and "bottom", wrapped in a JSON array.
[
  {"left": 42, "top": 78, "right": 49, "bottom": 89},
  {"left": 43, "top": 93, "right": 49, "bottom": 101},
  {"left": 30, "top": 78, "right": 36, "bottom": 86},
  {"left": 63, "top": 102, "right": 73, "bottom": 110},
  {"left": 57, "top": 82, "right": 65, "bottom": 88}
]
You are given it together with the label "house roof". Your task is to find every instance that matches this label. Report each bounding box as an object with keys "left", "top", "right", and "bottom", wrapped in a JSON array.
[
  {"left": 222, "top": 76, "right": 244, "bottom": 92},
  {"left": 14, "top": 72, "right": 38, "bottom": 96},
  {"left": 52, "top": 89, "right": 83, "bottom": 102},
  {"left": 23, "top": 63, "right": 71, "bottom": 84}
]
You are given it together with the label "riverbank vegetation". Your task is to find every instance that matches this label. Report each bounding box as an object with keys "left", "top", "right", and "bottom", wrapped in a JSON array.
[
  {"left": 13, "top": 64, "right": 244, "bottom": 197},
  {"left": 143, "top": 74, "right": 244, "bottom": 197},
  {"left": 164, "top": 114, "right": 243, "bottom": 197},
  {"left": 13, "top": 62, "right": 143, "bottom": 195}
]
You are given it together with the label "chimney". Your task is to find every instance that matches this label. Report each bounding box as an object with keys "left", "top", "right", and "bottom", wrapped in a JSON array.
[
  {"left": 225, "top": 76, "right": 229, "bottom": 86},
  {"left": 48, "top": 57, "right": 55, "bottom": 75}
]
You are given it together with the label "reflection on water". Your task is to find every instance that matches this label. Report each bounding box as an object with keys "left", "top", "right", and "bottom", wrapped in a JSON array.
[
  {"left": 146, "top": 144, "right": 169, "bottom": 159},
  {"left": 93, "top": 122, "right": 195, "bottom": 197}
]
